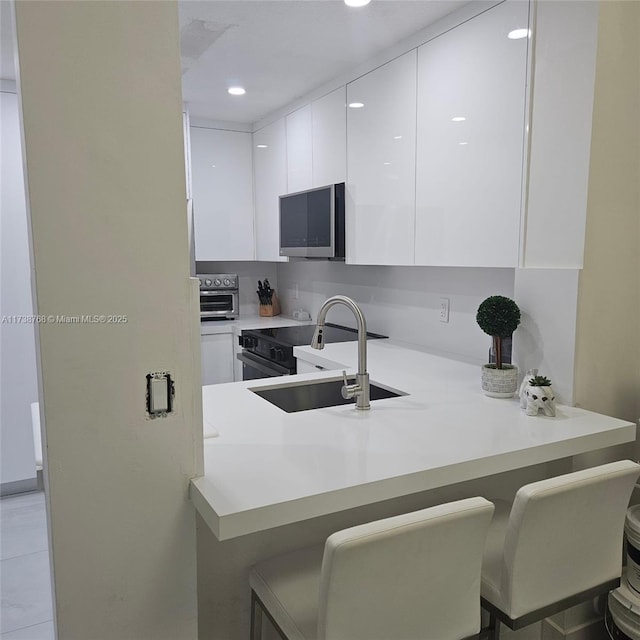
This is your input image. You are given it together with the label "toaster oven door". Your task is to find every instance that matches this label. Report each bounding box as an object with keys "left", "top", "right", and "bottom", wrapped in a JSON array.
[{"left": 200, "top": 291, "right": 237, "bottom": 319}]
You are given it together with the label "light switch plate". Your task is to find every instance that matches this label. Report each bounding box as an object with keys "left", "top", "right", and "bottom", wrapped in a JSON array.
[
  {"left": 439, "top": 298, "right": 450, "bottom": 323},
  {"left": 146, "top": 372, "right": 174, "bottom": 418}
]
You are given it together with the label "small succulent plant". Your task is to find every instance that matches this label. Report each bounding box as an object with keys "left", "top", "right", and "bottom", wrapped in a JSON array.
[{"left": 529, "top": 375, "right": 552, "bottom": 387}]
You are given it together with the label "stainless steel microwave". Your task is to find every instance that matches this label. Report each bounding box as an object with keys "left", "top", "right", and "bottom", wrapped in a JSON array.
[{"left": 279, "top": 183, "right": 345, "bottom": 259}]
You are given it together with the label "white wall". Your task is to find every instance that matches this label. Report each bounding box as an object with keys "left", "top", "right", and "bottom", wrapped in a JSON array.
[
  {"left": 573, "top": 0, "right": 640, "bottom": 455},
  {"left": 14, "top": 2, "right": 202, "bottom": 638},
  {"left": 513, "top": 269, "right": 580, "bottom": 406},
  {"left": 0, "top": 86, "right": 38, "bottom": 492},
  {"left": 510, "top": 1, "right": 603, "bottom": 409},
  {"left": 277, "top": 261, "right": 514, "bottom": 363}
]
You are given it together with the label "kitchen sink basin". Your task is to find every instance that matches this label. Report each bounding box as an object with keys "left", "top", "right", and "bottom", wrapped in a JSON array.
[{"left": 251, "top": 377, "right": 406, "bottom": 413}]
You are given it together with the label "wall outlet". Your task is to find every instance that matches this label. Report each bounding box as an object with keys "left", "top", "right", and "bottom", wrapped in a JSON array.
[{"left": 439, "top": 297, "right": 450, "bottom": 323}]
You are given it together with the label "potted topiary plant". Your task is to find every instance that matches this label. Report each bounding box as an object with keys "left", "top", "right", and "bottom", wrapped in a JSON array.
[{"left": 476, "top": 295, "right": 521, "bottom": 398}]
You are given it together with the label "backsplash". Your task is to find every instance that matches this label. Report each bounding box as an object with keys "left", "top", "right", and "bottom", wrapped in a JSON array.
[
  {"left": 276, "top": 260, "right": 514, "bottom": 363},
  {"left": 199, "top": 260, "right": 541, "bottom": 373},
  {"left": 197, "top": 261, "right": 580, "bottom": 404}
]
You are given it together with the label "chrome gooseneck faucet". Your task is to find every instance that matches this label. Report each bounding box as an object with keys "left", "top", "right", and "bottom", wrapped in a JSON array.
[{"left": 311, "top": 295, "right": 370, "bottom": 410}]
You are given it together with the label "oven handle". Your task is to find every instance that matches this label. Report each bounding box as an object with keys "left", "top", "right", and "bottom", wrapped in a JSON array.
[{"left": 236, "top": 352, "right": 292, "bottom": 377}]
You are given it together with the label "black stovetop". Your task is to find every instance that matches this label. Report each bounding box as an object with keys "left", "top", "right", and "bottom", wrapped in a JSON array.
[{"left": 245, "top": 322, "right": 387, "bottom": 348}]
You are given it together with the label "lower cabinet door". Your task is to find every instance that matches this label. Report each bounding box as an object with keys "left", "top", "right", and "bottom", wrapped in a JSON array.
[{"left": 201, "top": 333, "right": 235, "bottom": 385}]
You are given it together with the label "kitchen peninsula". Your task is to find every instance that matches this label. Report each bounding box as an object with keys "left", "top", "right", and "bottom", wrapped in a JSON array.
[{"left": 191, "top": 340, "right": 635, "bottom": 638}]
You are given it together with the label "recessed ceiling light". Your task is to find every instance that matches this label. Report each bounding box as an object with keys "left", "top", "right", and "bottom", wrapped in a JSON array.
[
  {"left": 344, "top": 0, "right": 371, "bottom": 6},
  {"left": 256, "top": 144, "right": 268, "bottom": 149},
  {"left": 393, "top": 135, "right": 402, "bottom": 140},
  {"left": 228, "top": 86, "right": 246, "bottom": 96},
  {"left": 383, "top": 162, "right": 391, "bottom": 165},
  {"left": 459, "top": 142, "right": 468, "bottom": 146},
  {"left": 508, "top": 28, "right": 530, "bottom": 40},
  {"left": 451, "top": 116, "right": 466, "bottom": 122},
  {"left": 348, "top": 102, "right": 365, "bottom": 109}
]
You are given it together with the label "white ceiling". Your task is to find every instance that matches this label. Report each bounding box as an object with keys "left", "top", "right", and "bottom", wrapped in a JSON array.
[
  {"left": 2, "top": 0, "right": 470, "bottom": 125},
  {"left": 179, "top": 0, "right": 469, "bottom": 124}
]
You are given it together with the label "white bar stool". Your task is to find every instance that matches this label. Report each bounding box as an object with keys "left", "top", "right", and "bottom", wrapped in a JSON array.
[
  {"left": 480, "top": 459, "right": 640, "bottom": 639},
  {"left": 249, "top": 497, "right": 494, "bottom": 640}
]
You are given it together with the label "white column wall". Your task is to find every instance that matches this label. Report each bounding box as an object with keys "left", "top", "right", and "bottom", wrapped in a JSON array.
[
  {"left": 13, "top": 2, "right": 202, "bottom": 638},
  {"left": 513, "top": 268, "right": 580, "bottom": 407},
  {"left": 573, "top": 0, "right": 640, "bottom": 457}
]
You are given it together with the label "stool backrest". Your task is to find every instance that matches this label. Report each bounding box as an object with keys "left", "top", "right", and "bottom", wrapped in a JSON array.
[
  {"left": 501, "top": 459, "right": 640, "bottom": 619},
  {"left": 317, "top": 497, "right": 494, "bottom": 640}
]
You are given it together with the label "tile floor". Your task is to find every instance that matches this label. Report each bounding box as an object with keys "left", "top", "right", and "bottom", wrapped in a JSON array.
[{"left": 1, "top": 491, "right": 54, "bottom": 640}]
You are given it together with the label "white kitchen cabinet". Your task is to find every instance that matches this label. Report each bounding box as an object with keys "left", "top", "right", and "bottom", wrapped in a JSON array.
[
  {"left": 523, "top": 0, "right": 598, "bottom": 268},
  {"left": 190, "top": 126, "right": 254, "bottom": 261},
  {"left": 286, "top": 105, "right": 313, "bottom": 193},
  {"left": 201, "top": 333, "right": 235, "bottom": 385},
  {"left": 414, "top": 0, "right": 528, "bottom": 267},
  {"left": 312, "top": 87, "right": 346, "bottom": 187},
  {"left": 286, "top": 89, "right": 346, "bottom": 193},
  {"left": 254, "top": 118, "right": 288, "bottom": 262},
  {"left": 232, "top": 336, "right": 243, "bottom": 382},
  {"left": 346, "top": 50, "right": 417, "bottom": 265}
]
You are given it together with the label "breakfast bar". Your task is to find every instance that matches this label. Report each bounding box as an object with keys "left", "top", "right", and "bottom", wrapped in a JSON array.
[
  {"left": 191, "top": 339, "right": 635, "bottom": 541},
  {"left": 191, "top": 340, "right": 635, "bottom": 639}
]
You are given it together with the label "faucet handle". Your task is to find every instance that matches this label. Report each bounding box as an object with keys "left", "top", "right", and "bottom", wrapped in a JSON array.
[{"left": 341, "top": 370, "right": 360, "bottom": 400}]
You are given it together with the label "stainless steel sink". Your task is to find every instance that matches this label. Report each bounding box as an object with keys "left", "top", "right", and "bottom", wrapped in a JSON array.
[{"left": 251, "top": 376, "right": 406, "bottom": 413}]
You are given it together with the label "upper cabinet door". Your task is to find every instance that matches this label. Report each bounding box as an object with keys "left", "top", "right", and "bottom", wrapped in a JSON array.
[
  {"left": 254, "top": 118, "right": 288, "bottom": 262},
  {"left": 190, "top": 127, "right": 254, "bottom": 261},
  {"left": 415, "top": 0, "right": 529, "bottom": 267},
  {"left": 312, "top": 87, "right": 346, "bottom": 187},
  {"left": 286, "top": 105, "right": 313, "bottom": 193},
  {"left": 346, "top": 50, "right": 417, "bottom": 265}
]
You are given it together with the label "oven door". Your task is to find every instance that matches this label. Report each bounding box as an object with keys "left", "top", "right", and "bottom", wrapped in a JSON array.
[{"left": 237, "top": 352, "right": 292, "bottom": 380}]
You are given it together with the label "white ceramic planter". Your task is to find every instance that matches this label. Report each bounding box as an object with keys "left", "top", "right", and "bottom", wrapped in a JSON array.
[
  {"left": 481, "top": 364, "right": 518, "bottom": 398},
  {"left": 521, "top": 384, "right": 556, "bottom": 416}
]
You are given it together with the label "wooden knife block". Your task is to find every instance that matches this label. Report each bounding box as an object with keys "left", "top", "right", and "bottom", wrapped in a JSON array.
[{"left": 259, "top": 292, "right": 281, "bottom": 317}]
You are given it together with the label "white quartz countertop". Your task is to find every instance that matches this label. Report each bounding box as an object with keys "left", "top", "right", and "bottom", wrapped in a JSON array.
[
  {"left": 190, "top": 339, "right": 636, "bottom": 540},
  {"left": 200, "top": 314, "right": 312, "bottom": 336}
]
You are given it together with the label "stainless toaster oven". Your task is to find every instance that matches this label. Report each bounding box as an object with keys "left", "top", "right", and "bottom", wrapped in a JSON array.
[{"left": 198, "top": 273, "right": 238, "bottom": 320}]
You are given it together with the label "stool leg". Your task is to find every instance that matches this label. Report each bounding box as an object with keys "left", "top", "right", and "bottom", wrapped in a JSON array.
[
  {"left": 250, "top": 590, "right": 263, "bottom": 640},
  {"left": 488, "top": 612, "right": 501, "bottom": 640}
]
